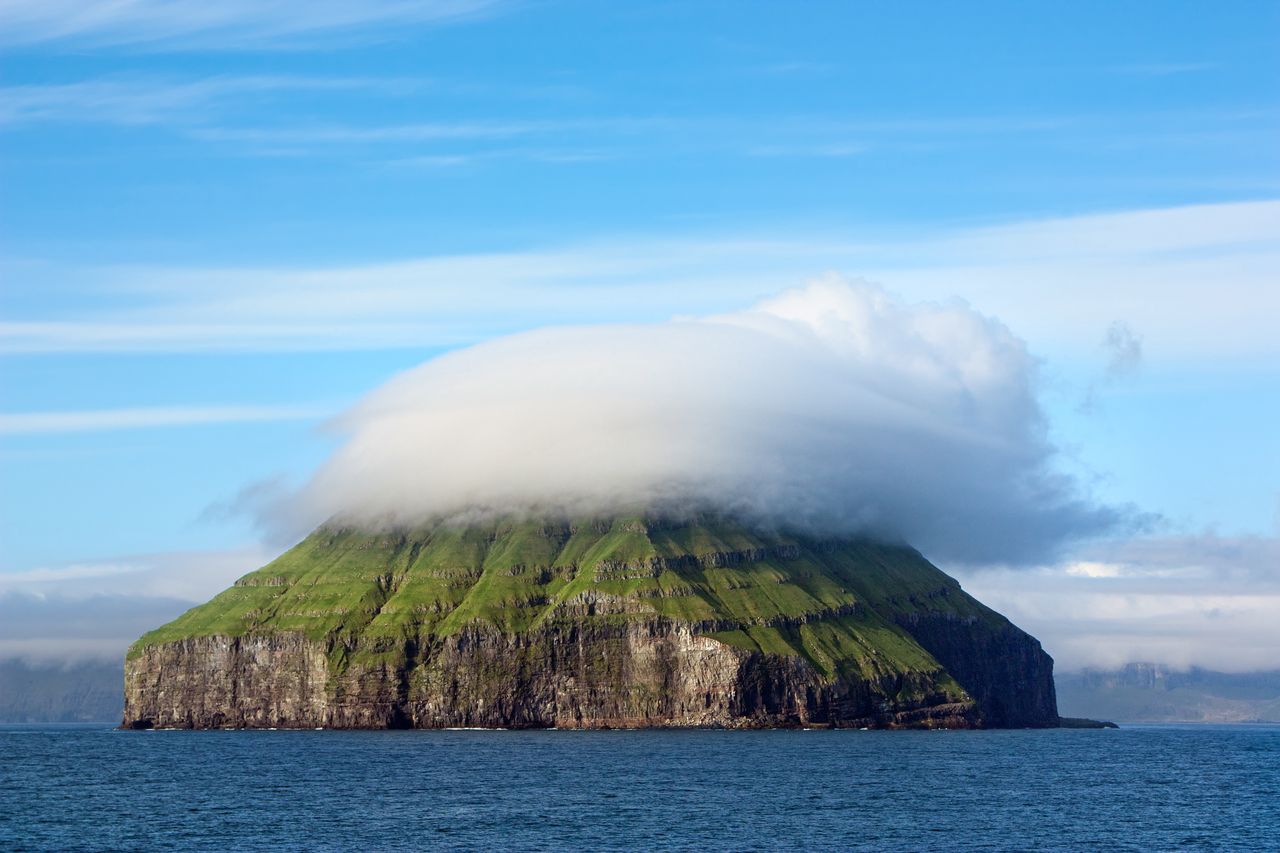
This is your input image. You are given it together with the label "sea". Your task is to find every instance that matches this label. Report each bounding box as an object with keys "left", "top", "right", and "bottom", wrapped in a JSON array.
[{"left": 1, "top": 724, "right": 1276, "bottom": 851}]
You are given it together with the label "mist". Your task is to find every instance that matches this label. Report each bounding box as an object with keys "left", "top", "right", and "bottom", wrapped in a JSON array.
[{"left": 283, "top": 278, "right": 1127, "bottom": 564}]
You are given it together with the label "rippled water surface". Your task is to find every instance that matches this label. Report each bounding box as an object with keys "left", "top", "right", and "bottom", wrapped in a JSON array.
[{"left": 2, "top": 724, "right": 1277, "bottom": 851}]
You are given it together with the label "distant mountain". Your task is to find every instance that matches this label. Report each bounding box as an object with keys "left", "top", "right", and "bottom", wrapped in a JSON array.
[
  {"left": 124, "top": 514, "right": 1060, "bottom": 729},
  {"left": 1056, "top": 663, "right": 1280, "bottom": 723},
  {"left": 0, "top": 658, "right": 123, "bottom": 723}
]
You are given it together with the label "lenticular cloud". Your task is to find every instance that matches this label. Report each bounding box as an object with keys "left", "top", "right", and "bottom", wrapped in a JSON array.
[{"left": 289, "top": 277, "right": 1123, "bottom": 564}]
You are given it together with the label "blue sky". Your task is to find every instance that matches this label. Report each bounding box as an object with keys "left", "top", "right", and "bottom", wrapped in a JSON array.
[{"left": 1, "top": 1, "right": 1278, "bottom": 668}]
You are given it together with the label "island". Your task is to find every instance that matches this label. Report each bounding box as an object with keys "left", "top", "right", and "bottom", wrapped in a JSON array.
[{"left": 124, "top": 514, "right": 1067, "bottom": 730}]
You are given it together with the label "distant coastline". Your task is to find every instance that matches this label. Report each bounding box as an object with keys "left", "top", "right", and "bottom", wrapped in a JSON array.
[
  {"left": 1056, "top": 664, "right": 1280, "bottom": 724},
  {"left": 0, "top": 658, "right": 123, "bottom": 724}
]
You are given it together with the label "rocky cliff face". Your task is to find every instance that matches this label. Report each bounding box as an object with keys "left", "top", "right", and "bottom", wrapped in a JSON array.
[
  {"left": 897, "top": 610, "right": 1058, "bottom": 728},
  {"left": 124, "top": 516, "right": 1058, "bottom": 730}
]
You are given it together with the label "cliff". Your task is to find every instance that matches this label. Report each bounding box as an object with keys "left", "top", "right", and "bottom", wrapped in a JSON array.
[{"left": 123, "top": 515, "right": 1059, "bottom": 729}]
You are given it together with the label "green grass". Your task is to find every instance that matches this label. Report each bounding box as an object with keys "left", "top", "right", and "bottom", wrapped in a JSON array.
[{"left": 126, "top": 513, "right": 989, "bottom": 700}]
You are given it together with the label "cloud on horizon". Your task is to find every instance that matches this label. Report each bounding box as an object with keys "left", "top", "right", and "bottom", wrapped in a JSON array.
[
  {"left": 269, "top": 278, "right": 1134, "bottom": 565},
  {"left": 0, "top": 548, "right": 268, "bottom": 662},
  {"left": 962, "top": 533, "right": 1280, "bottom": 672}
]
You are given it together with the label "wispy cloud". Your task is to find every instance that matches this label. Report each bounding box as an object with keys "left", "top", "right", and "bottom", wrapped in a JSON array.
[
  {"left": 0, "top": 0, "right": 503, "bottom": 50},
  {"left": 1078, "top": 320, "right": 1144, "bottom": 413},
  {"left": 935, "top": 198, "right": 1280, "bottom": 257},
  {"left": 0, "top": 404, "right": 327, "bottom": 435},
  {"left": 2, "top": 200, "right": 1276, "bottom": 360},
  {"left": 1102, "top": 322, "right": 1143, "bottom": 379},
  {"left": 6, "top": 74, "right": 1271, "bottom": 177},
  {"left": 0, "top": 548, "right": 266, "bottom": 598},
  {"left": 0, "top": 75, "right": 429, "bottom": 126},
  {"left": 385, "top": 147, "right": 616, "bottom": 169},
  {"left": 189, "top": 113, "right": 1080, "bottom": 150},
  {"left": 189, "top": 119, "right": 563, "bottom": 145}
]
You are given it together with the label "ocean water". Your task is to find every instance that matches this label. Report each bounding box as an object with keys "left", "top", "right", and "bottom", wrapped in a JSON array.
[{"left": 1, "top": 724, "right": 1277, "bottom": 852}]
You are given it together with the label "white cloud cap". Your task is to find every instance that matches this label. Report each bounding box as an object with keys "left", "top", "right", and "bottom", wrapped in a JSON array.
[{"left": 288, "top": 278, "right": 1125, "bottom": 563}]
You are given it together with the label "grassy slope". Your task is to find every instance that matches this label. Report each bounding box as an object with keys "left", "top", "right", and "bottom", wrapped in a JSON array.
[{"left": 130, "top": 516, "right": 1003, "bottom": 698}]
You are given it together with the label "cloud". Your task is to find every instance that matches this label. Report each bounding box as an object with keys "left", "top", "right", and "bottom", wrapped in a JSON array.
[
  {"left": 269, "top": 278, "right": 1131, "bottom": 565},
  {"left": 0, "top": 0, "right": 501, "bottom": 49},
  {"left": 386, "top": 148, "right": 617, "bottom": 169},
  {"left": 0, "top": 549, "right": 267, "bottom": 661},
  {"left": 189, "top": 119, "right": 564, "bottom": 145},
  {"left": 0, "top": 75, "right": 421, "bottom": 126},
  {"left": 3, "top": 200, "right": 1276, "bottom": 359},
  {"left": 0, "top": 593, "right": 196, "bottom": 662},
  {"left": 936, "top": 198, "right": 1279, "bottom": 258},
  {"left": 1102, "top": 321, "right": 1143, "bottom": 379},
  {"left": 0, "top": 548, "right": 269, "bottom": 601},
  {"left": 0, "top": 404, "right": 326, "bottom": 435},
  {"left": 1078, "top": 320, "right": 1144, "bottom": 412},
  {"left": 169, "top": 107, "right": 1273, "bottom": 162},
  {"left": 960, "top": 534, "right": 1280, "bottom": 672}
]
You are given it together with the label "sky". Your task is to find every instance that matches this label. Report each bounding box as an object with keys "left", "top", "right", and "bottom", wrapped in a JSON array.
[{"left": 1, "top": 0, "right": 1278, "bottom": 672}]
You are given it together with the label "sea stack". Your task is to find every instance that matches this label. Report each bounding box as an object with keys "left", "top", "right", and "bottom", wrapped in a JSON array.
[{"left": 123, "top": 515, "right": 1058, "bottom": 729}]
